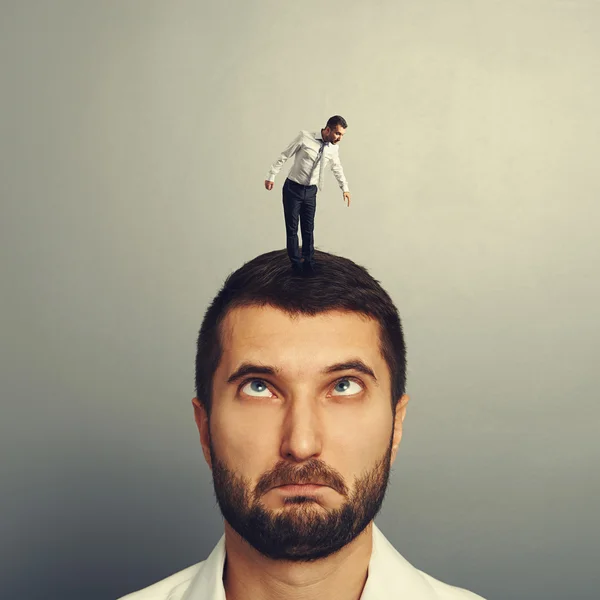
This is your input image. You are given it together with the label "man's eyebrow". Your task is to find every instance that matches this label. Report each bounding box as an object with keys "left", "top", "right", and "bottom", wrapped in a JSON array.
[
  {"left": 226, "top": 363, "right": 280, "bottom": 384},
  {"left": 323, "top": 360, "right": 378, "bottom": 383},
  {"left": 226, "top": 360, "right": 378, "bottom": 385}
]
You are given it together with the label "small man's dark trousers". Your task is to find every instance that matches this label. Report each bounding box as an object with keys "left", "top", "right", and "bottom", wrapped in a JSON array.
[{"left": 282, "top": 178, "right": 317, "bottom": 268}]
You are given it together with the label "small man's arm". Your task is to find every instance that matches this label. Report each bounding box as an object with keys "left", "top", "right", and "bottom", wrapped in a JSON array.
[
  {"left": 331, "top": 151, "right": 351, "bottom": 206},
  {"left": 264, "top": 131, "right": 302, "bottom": 190}
]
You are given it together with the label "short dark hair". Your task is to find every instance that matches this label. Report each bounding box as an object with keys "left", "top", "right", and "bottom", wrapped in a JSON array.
[
  {"left": 195, "top": 249, "right": 406, "bottom": 418},
  {"left": 326, "top": 115, "right": 348, "bottom": 129}
]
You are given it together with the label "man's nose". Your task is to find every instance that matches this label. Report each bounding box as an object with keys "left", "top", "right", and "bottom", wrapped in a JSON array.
[{"left": 279, "top": 398, "right": 323, "bottom": 462}]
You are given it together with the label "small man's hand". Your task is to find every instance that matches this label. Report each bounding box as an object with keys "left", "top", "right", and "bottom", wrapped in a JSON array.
[
  {"left": 265, "top": 180, "right": 274, "bottom": 190},
  {"left": 343, "top": 192, "right": 351, "bottom": 207}
]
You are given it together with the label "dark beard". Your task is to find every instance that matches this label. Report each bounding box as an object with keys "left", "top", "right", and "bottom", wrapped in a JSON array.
[{"left": 208, "top": 436, "right": 393, "bottom": 562}]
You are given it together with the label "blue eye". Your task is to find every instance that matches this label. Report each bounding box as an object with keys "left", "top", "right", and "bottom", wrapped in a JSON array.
[
  {"left": 331, "top": 379, "right": 363, "bottom": 396},
  {"left": 241, "top": 379, "right": 274, "bottom": 397}
]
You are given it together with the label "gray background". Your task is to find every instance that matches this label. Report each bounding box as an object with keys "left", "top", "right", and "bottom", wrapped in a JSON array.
[{"left": 1, "top": 1, "right": 599, "bottom": 599}]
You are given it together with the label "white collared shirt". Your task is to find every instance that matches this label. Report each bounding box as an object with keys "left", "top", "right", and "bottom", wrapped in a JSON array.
[
  {"left": 118, "top": 524, "right": 486, "bottom": 600},
  {"left": 266, "top": 129, "right": 350, "bottom": 192}
]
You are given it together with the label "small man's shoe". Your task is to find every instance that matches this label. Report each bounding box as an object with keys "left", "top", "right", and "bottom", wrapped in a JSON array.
[{"left": 303, "top": 261, "right": 316, "bottom": 276}]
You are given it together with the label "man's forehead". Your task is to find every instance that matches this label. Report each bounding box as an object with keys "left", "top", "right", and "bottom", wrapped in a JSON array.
[
  {"left": 219, "top": 306, "right": 382, "bottom": 359},
  {"left": 222, "top": 305, "right": 375, "bottom": 334}
]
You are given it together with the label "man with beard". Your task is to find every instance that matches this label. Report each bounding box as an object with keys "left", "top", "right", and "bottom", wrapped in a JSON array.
[
  {"left": 264, "top": 115, "right": 351, "bottom": 276},
  {"left": 120, "top": 249, "right": 486, "bottom": 600}
]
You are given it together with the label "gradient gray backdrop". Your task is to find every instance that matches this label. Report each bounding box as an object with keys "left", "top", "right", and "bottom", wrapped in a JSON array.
[{"left": 2, "top": 1, "right": 599, "bottom": 599}]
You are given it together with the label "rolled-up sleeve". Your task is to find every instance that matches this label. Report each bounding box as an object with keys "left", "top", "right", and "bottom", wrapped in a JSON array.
[
  {"left": 330, "top": 150, "right": 349, "bottom": 193},
  {"left": 266, "top": 131, "right": 302, "bottom": 182}
]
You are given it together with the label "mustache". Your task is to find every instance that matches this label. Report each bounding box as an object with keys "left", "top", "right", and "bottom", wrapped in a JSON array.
[{"left": 254, "top": 459, "right": 348, "bottom": 498}]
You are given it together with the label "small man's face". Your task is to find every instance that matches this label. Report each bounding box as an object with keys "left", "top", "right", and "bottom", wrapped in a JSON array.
[
  {"left": 193, "top": 306, "right": 407, "bottom": 561},
  {"left": 325, "top": 125, "right": 346, "bottom": 144}
]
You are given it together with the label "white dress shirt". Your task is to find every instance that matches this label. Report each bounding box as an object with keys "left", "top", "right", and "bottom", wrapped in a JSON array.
[
  {"left": 118, "top": 524, "right": 486, "bottom": 600},
  {"left": 266, "top": 129, "right": 350, "bottom": 193}
]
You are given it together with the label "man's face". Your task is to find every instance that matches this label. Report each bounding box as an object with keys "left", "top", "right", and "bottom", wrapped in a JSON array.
[
  {"left": 324, "top": 124, "right": 345, "bottom": 144},
  {"left": 193, "top": 306, "right": 407, "bottom": 562}
]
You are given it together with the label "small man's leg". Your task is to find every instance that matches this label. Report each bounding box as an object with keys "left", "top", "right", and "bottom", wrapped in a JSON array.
[
  {"left": 300, "top": 187, "right": 317, "bottom": 272},
  {"left": 282, "top": 179, "right": 303, "bottom": 270}
]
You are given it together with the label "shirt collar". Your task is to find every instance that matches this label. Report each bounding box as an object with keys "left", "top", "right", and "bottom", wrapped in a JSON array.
[
  {"left": 315, "top": 130, "right": 329, "bottom": 145},
  {"left": 182, "top": 524, "right": 438, "bottom": 600}
]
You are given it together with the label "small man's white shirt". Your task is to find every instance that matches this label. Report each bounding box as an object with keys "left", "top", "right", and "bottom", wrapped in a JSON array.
[
  {"left": 118, "top": 524, "right": 486, "bottom": 600},
  {"left": 266, "top": 130, "right": 350, "bottom": 192}
]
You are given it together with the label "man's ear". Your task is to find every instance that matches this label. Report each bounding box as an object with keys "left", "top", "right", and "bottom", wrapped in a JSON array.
[
  {"left": 192, "top": 397, "right": 213, "bottom": 470},
  {"left": 390, "top": 394, "right": 409, "bottom": 465}
]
